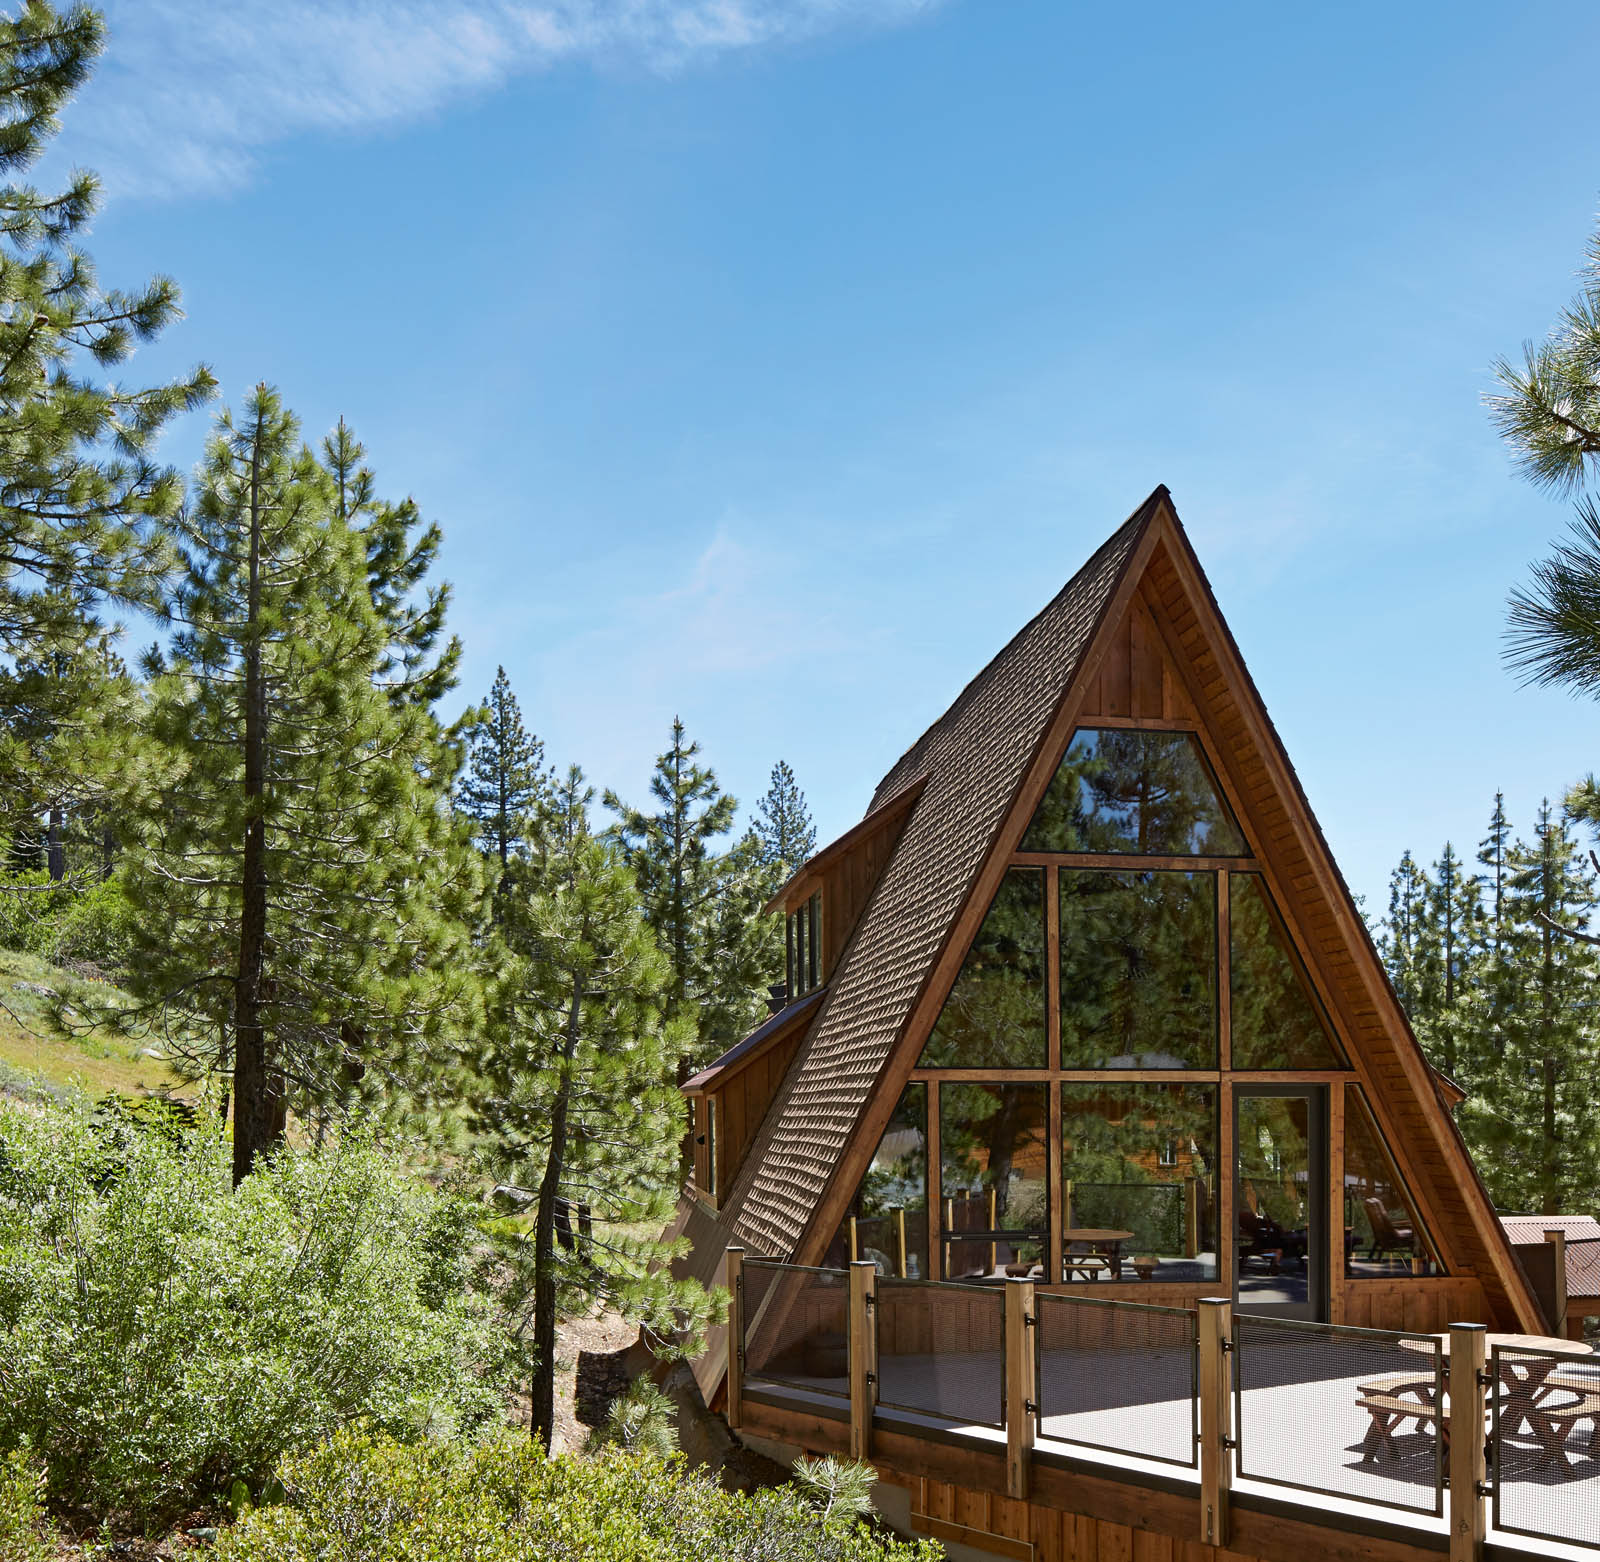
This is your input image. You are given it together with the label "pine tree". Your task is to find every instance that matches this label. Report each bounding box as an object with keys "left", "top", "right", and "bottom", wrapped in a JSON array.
[
  {"left": 752, "top": 759, "right": 816, "bottom": 875},
  {"left": 323, "top": 418, "right": 460, "bottom": 709},
  {"left": 1414, "top": 843, "right": 1485, "bottom": 1083},
  {"left": 0, "top": 609, "right": 138, "bottom": 883},
  {"left": 605, "top": 719, "right": 772, "bottom": 1067},
  {"left": 1489, "top": 218, "right": 1600, "bottom": 495},
  {"left": 0, "top": 4, "right": 214, "bottom": 659},
  {"left": 119, "top": 387, "right": 481, "bottom": 1184},
  {"left": 1377, "top": 850, "right": 1430, "bottom": 1014},
  {"left": 1462, "top": 802, "right": 1600, "bottom": 1215},
  {"left": 1478, "top": 792, "right": 1513, "bottom": 951},
  {"left": 457, "top": 666, "right": 549, "bottom": 873},
  {"left": 470, "top": 771, "right": 715, "bottom": 1449}
]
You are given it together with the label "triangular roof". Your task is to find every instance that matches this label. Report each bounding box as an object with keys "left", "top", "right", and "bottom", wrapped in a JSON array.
[{"left": 701, "top": 487, "right": 1539, "bottom": 1331}]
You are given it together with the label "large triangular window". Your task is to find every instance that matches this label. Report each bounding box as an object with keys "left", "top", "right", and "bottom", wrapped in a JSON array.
[
  {"left": 1022, "top": 728, "right": 1247, "bottom": 856},
  {"left": 919, "top": 867, "right": 1047, "bottom": 1068},
  {"left": 1229, "top": 872, "right": 1346, "bottom": 1069},
  {"left": 1345, "top": 1087, "right": 1443, "bottom": 1276}
]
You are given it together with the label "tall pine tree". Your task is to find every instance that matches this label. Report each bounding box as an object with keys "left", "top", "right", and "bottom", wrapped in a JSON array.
[
  {"left": 1463, "top": 803, "right": 1600, "bottom": 1215},
  {"left": 605, "top": 718, "right": 772, "bottom": 1068},
  {"left": 469, "top": 771, "right": 713, "bottom": 1448},
  {"left": 457, "top": 666, "right": 549, "bottom": 873},
  {"left": 752, "top": 759, "right": 816, "bottom": 876},
  {"left": 120, "top": 387, "right": 481, "bottom": 1184},
  {"left": 0, "top": 4, "right": 213, "bottom": 660}
]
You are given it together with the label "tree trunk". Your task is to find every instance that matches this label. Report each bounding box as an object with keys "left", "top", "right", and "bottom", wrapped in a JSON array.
[
  {"left": 531, "top": 967, "right": 584, "bottom": 1449},
  {"left": 232, "top": 410, "right": 285, "bottom": 1188},
  {"left": 46, "top": 802, "right": 63, "bottom": 882}
]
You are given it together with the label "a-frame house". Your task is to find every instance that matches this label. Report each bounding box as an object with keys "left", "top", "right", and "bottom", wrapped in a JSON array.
[{"left": 669, "top": 488, "right": 1544, "bottom": 1560}]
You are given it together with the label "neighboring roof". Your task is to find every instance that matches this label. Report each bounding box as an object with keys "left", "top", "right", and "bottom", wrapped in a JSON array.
[
  {"left": 721, "top": 491, "right": 1160, "bottom": 1258},
  {"left": 761, "top": 776, "right": 928, "bottom": 918},
  {"left": 681, "top": 986, "right": 827, "bottom": 1094},
  {"left": 1500, "top": 1215, "right": 1600, "bottom": 1243}
]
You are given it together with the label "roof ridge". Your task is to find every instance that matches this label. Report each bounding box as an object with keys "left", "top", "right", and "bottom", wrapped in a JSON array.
[{"left": 868, "top": 485, "right": 1168, "bottom": 811}]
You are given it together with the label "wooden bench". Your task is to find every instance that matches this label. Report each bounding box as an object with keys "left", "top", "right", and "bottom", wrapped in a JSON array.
[{"left": 1357, "top": 1392, "right": 1440, "bottom": 1462}]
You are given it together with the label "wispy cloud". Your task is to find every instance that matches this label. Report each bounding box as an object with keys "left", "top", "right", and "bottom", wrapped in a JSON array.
[{"left": 55, "top": 0, "right": 941, "bottom": 198}]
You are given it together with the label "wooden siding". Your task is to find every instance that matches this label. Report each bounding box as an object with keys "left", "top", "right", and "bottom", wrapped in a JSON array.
[{"left": 710, "top": 1024, "right": 806, "bottom": 1203}]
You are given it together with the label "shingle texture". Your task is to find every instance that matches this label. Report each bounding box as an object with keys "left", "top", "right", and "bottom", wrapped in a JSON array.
[{"left": 722, "top": 494, "right": 1158, "bottom": 1258}]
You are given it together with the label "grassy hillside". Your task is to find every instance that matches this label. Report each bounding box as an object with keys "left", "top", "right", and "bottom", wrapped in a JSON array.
[{"left": 0, "top": 948, "right": 186, "bottom": 1100}]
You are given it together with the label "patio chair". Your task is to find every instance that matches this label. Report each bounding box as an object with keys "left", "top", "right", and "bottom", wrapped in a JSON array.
[
  {"left": 1237, "top": 1208, "right": 1305, "bottom": 1274},
  {"left": 1363, "top": 1198, "right": 1414, "bottom": 1262}
]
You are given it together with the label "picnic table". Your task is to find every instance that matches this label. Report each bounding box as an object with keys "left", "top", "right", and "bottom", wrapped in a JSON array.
[
  {"left": 1061, "top": 1227, "right": 1135, "bottom": 1281},
  {"left": 1358, "top": 1332, "right": 1600, "bottom": 1473}
]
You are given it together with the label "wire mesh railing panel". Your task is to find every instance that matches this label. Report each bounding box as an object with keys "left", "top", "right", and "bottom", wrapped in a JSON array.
[
  {"left": 1232, "top": 1315, "right": 1443, "bottom": 1516},
  {"left": 874, "top": 1277, "right": 1005, "bottom": 1429},
  {"left": 740, "top": 1260, "right": 850, "bottom": 1399},
  {"left": 1033, "top": 1293, "right": 1197, "bottom": 1467},
  {"left": 1491, "top": 1342, "right": 1600, "bottom": 1548}
]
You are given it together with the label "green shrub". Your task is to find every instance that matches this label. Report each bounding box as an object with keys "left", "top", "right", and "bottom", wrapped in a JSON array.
[
  {"left": 217, "top": 1429, "right": 939, "bottom": 1562},
  {"left": 0, "top": 1097, "right": 511, "bottom": 1524},
  {"left": 0, "top": 1446, "right": 57, "bottom": 1562},
  {"left": 0, "top": 870, "right": 134, "bottom": 971}
]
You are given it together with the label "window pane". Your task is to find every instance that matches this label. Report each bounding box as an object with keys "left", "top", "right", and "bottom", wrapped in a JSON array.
[
  {"left": 940, "top": 1083, "right": 1048, "bottom": 1279},
  {"left": 1023, "top": 727, "right": 1247, "bottom": 856},
  {"left": 1059, "top": 870, "right": 1218, "bottom": 1068},
  {"left": 920, "top": 867, "right": 1047, "bottom": 1067},
  {"left": 1229, "top": 873, "right": 1345, "bottom": 1069},
  {"left": 1061, "top": 1084, "right": 1217, "bottom": 1282},
  {"left": 1345, "top": 1087, "right": 1443, "bottom": 1277},
  {"left": 826, "top": 1084, "right": 928, "bottom": 1277}
]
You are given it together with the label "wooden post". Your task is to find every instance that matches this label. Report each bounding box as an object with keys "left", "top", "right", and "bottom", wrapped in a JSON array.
[
  {"left": 725, "top": 1246, "right": 745, "bottom": 1431},
  {"left": 849, "top": 1215, "right": 859, "bottom": 1263},
  {"left": 1005, "top": 1278, "right": 1036, "bottom": 1499},
  {"left": 988, "top": 1186, "right": 999, "bottom": 1275},
  {"left": 1545, "top": 1229, "right": 1568, "bottom": 1337},
  {"left": 1198, "top": 1297, "right": 1233, "bottom": 1550},
  {"left": 849, "top": 1260, "right": 877, "bottom": 1459},
  {"left": 893, "top": 1206, "right": 908, "bottom": 1278},
  {"left": 1447, "top": 1322, "right": 1487, "bottom": 1562}
]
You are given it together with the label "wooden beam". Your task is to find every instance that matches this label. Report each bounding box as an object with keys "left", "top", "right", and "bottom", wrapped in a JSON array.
[
  {"left": 1197, "top": 1296, "right": 1232, "bottom": 1549},
  {"left": 849, "top": 1259, "right": 877, "bottom": 1459},
  {"left": 1447, "top": 1322, "right": 1486, "bottom": 1562},
  {"left": 1545, "top": 1228, "right": 1569, "bottom": 1336},
  {"left": 1012, "top": 851, "right": 1258, "bottom": 871},
  {"left": 725, "top": 1246, "right": 745, "bottom": 1431},
  {"left": 1329, "top": 1082, "right": 1347, "bottom": 1322},
  {"left": 1005, "top": 1277, "right": 1036, "bottom": 1499}
]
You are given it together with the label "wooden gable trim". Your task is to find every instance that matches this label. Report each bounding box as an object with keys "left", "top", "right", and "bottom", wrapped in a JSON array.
[
  {"left": 790, "top": 504, "right": 1171, "bottom": 1271},
  {"left": 682, "top": 986, "right": 827, "bottom": 1094},
  {"left": 1138, "top": 515, "right": 1541, "bottom": 1330},
  {"left": 762, "top": 775, "right": 928, "bottom": 918}
]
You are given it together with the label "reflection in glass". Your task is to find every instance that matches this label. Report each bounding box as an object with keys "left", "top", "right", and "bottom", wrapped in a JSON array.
[
  {"left": 1236, "top": 1094, "right": 1313, "bottom": 1312},
  {"left": 1023, "top": 727, "right": 1247, "bottom": 856},
  {"left": 1061, "top": 1084, "right": 1217, "bottom": 1282},
  {"left": 1230, "top": 873, "right": 1345, "bottom": 1069},
  {"left": 1059, "top": 870, "right": 1217, "bottom": 1068},
  {"left": 940, "top": 1083, "right": 1049, "bottom": 1279},
  {"left": 1345, "top": 1087, "right": 1443, "bottom": 1278},
  {"left": 826, "top": 1084, "right": 928, "bottom": 1277},
  {"left": 920, "top": 868, "right": 1047, "bottom": 1067}
]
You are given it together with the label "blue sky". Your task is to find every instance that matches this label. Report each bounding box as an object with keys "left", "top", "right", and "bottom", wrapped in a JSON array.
[{"left": 48, "top": 0, "right": 1600, "bottom": 912}]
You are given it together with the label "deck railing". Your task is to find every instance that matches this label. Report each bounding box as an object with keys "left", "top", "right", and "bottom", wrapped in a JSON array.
[{"left": 726, "top": 1248, "right": 1595, "bottom": 1560}]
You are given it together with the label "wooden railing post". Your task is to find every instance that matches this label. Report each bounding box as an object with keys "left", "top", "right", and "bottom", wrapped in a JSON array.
[
  {"left": 1545, "top": 1229, "right": 1569, "bottom": 1337},
  {"left": 1005, "top": 1278, "right": 1036, "bottom": 1499},
  {"left": 1448, "top": 1322, "right": 1487, "bottom": 1562},
  {"left": 1198, "top": 1298, "right": 1233, "bottom": 1550},
  {"left": 849, "top": 1260, "right": 878, "bottom": 1459},
  {"left": 725, "top": 1246, "right": 745, "bottom": 1431}
]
